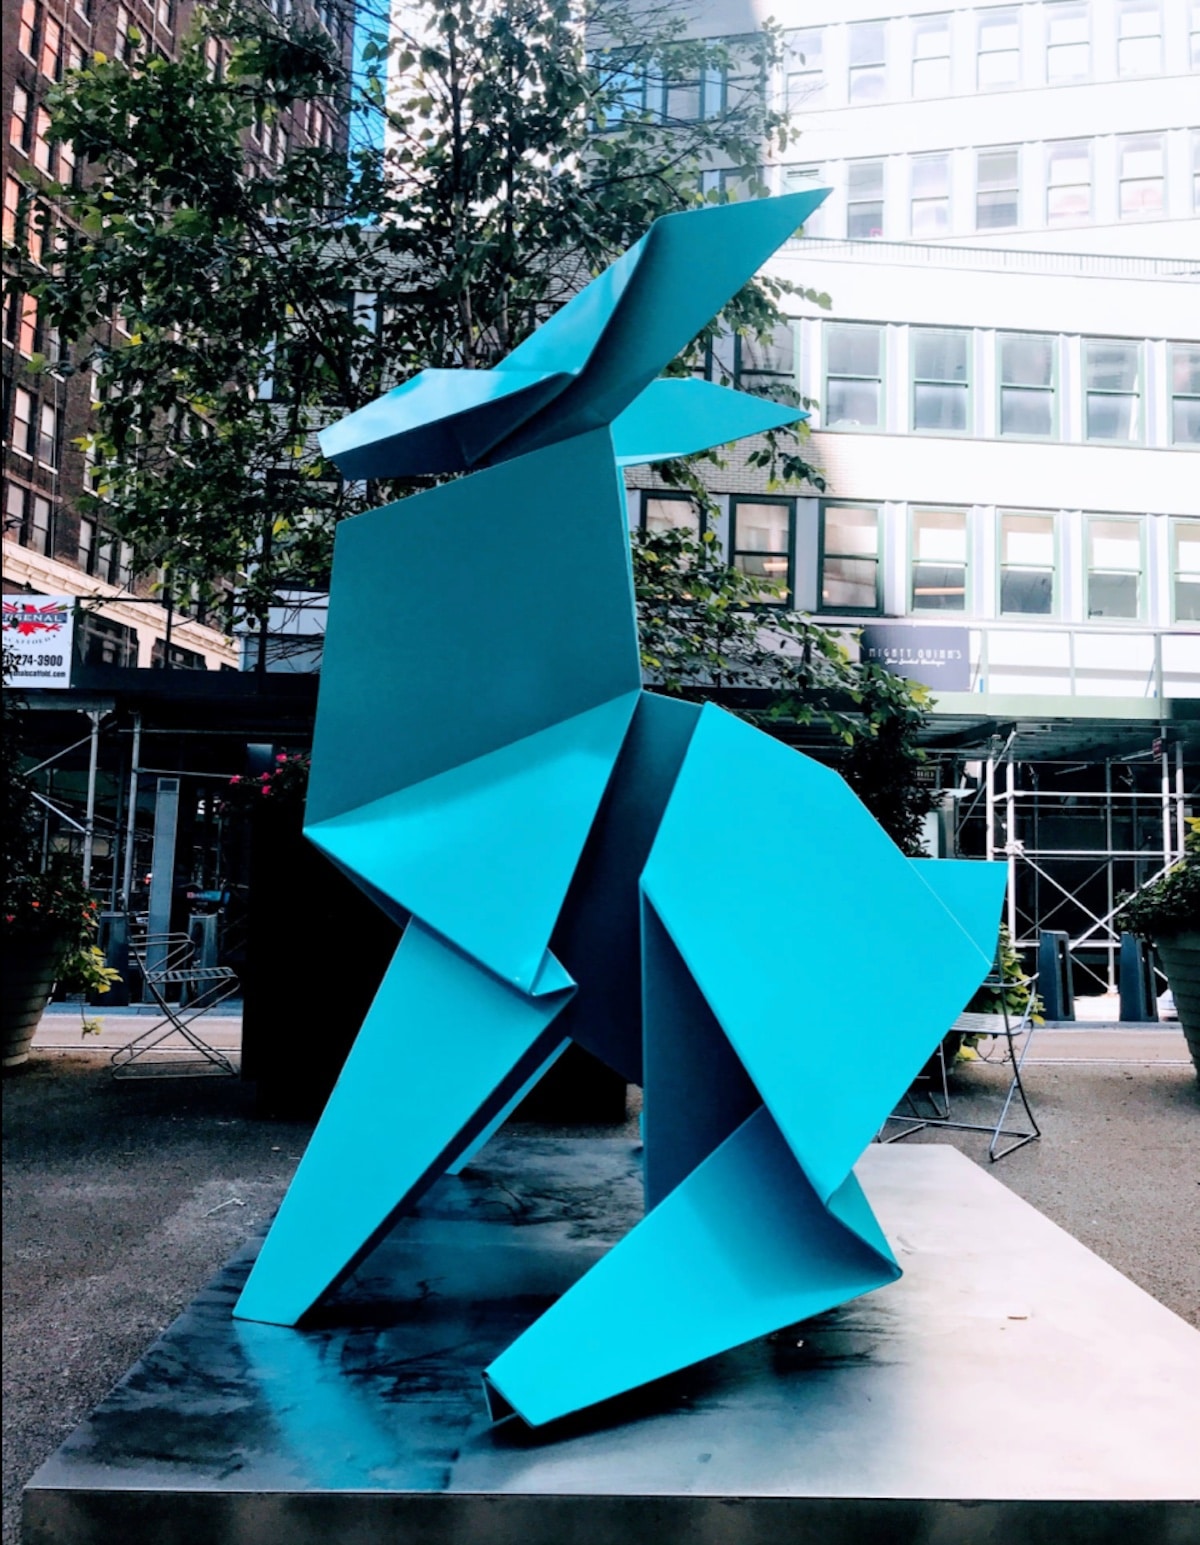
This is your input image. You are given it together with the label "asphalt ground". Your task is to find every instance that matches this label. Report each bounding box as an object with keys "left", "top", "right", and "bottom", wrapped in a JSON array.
[{"left": 3, "top": 1038, "right": 1198, "bottom": 1545}]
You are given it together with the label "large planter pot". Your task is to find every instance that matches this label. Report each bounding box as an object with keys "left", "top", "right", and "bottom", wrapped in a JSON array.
[
  {"left": 1155, "top": 930, "right": 1200, "bottom": 1079},
  {"left": 1, "top": 931, "right": 68, "bottom": 1069}
]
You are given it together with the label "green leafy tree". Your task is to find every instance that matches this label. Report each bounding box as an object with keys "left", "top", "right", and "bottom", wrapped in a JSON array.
[
  {"left": 16, "top": 0, "right": 825, "bottom": 627},
  {"left": 632, "top": 525, "right": 938, "bottom": 854}
]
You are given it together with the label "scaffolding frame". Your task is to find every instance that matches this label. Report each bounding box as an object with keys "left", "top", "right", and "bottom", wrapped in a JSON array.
[{"left": 957, "top": 737, "right": 1192, "bottom": 996}]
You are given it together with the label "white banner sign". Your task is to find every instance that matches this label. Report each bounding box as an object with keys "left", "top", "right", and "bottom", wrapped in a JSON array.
[{"left": 2, "top": 595, "right": 75, "bottom": 688}]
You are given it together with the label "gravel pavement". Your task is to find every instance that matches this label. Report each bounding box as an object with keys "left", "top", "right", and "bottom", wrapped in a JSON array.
[{"left": 4, "top": 1038, "right": 1198, "bottom": 1545}]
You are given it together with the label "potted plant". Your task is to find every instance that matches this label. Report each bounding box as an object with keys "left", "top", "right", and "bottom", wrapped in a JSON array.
[
  {"left": 2, "top": 652, "right": 118, "bottom": 1066},
  {"left": 1120, "top": 819, "right": 1200, "bottom": 1079},
  {"left": 1, "top": 867, "right": 117, "bottom": 1066}
]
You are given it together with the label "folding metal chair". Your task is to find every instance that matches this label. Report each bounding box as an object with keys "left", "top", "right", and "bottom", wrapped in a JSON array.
[
  {"left": 880, "top": 962, "right": 1041, "bottom": 1162},
  {"left": 111, "top": 932, "right": 238, "bottom": 1079}
]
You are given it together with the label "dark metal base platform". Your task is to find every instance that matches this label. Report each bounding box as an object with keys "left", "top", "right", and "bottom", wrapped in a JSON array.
[{"left": 23, "top": 1140, "right": 1200, "bottom": 1544}]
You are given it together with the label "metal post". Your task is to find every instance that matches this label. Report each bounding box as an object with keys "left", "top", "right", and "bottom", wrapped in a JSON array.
[
  {"left": 1161, "top": 742, "right": 1171, "bottom": 874},
  {"left": 121, "top": 711, "right": 142, "bottom": 913},
  {"left": 1177, "top": 742, "right": 1186, "bottom": 859},
  {"left": 1104, "top": 759, "right": 1115, "bottom": 992},
  {"left": 80, "top": 711, "right": 102, "bottom": 890},
  {"left": 985, "top": 755, "right": 996, "bottom": 863},
  {"left": 1005, "top": 756, "right": 1017, "bottom": 940},
  {"left": 147, "top": 778, "right": 181, "bottom": 975}
]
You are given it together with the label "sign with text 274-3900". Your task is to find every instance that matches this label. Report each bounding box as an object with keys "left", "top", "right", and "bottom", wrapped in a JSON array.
[
  {"left": 859, "top": 625, "right": 970, "bottom": 692},
  {"left": 2, "top": 596, "right": 75, "bottom": 688}
]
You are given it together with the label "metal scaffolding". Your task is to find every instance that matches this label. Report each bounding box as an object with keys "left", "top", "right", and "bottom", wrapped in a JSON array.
[{"left": 952, "top": 736, "right": 1194, "bottom": 997}]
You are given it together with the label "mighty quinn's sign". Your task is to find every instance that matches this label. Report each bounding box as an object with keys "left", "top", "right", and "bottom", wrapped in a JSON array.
[{"left": 2, "top": 595, "right": 75, "bottom": 688}]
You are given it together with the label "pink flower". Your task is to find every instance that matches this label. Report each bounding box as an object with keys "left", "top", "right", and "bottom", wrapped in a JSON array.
[
  {"left": 261, "top": 786, "right": 271, "bottom": 796},
  {"left": 229, "top": 775, "right": 241, "bottom": 785},
  {"left": 276, "top": 754, "right": 287, "bottom": 763}
]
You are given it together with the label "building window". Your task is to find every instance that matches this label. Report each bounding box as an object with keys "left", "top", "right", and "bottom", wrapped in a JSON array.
[
  {"left": 847, "top": 159, "right": 884, "bottom": 238},
  {"left": 79, "top": 612, "right": 138, "bottom": 668},
  {"left": 977, "top": 7, "right": 1020, "bottom": 89},
  {"left": 732, "top": 499, "right": 793, "bottom": 602},
  {"left": 976, "top": 146, "right": 1019, "bottom": 229},
  {"left": 820, "top": 505, "right": 880, "bottom": 612},
  {"left": 1084, "top": 340, "right": 1141, "bottom": 440},
  {"left": 39, "top": 13, "right": 61, "bottom": 78},
  {"left": 18, "top": 0, "right": 38, "bottom": 58},
  {"left": 78, "top": 516, "right": 96, "bottom": 573},
  {"left": 1046, "top": 140, "right": 1091, "bottom": 223},
  {"left": 1118, "top": 134, "right": 1164, "bottom": 219},
  {"left": 824, "top": 323, "right": 883, "bottom": 428},
  {"left": 1046, "top": 2, "right": 1090, "bottom": 81},
  {"left": 1086, "top": 518, "right": 1141, "bottom": 619},
  {"left": 783, "top": 164, "right": 825, "bottom": 234},
  {"left": 11, "top": 387, "right": 34, "bottom": 456},
  {"left": 1171, "top": 343, "right": 1200, "bottom": 447},
  {"left": 737, "top": 320, "right": 798, "bottom": 387},
  {"left": 640, "top": 492, "right": 701, "bottom": 537},
  {"left": 1117, "top": 0, "right": 1161, "bottom": 74},
  {"left": 10, "top": 85, "right": 31, "bottom": 152},
  {"left": 998, "top": 333, "right": 1056, "bottom": 437},
  {"left": 783, "top": 28, "right": 824, "bottom": 108},
  {"left": 15, "top": 293, "right": 38, "bottom": 356},
  {"left": 37, "top": 400, "right": 58, "bottom": 465},
  {"left": 912, "top": 14, "right": 951, "bottom": 97},
  {"left": 151, "top": 638, "right": 206, "bottom": 670},
  {"left": 1191, "top": 1, "right": 1200, "bottom": 68},
  {"left": 2, "top": 177, "right": 20, "bottom": 244},
  {"left": 1191, "top": 131, "right": 1199, "bottom": 213},
  {"left": 911, "top": 153, "right": 950, "bottom": 235},
  {"left": 1174, "top": 522, "right": 1200, "bottom": 620},
  {"left": 999, "top": 512, "right": 1055, "bottom": 615},
  {"left": 58, "top": 136, "right": 76, "bottom": 188},
  {"left": 32, "top": 106, "right": 54, "bottom": 174},
  {"left": 848, "top": 21, "right": 886, "bottom": 103},
  {"left": 4, "top": 484, "right": 26, "bottom": 543},
  {"left": 29, "top": 494, "right": 53, "bottom": 554},
  {"left": 912, "top": 328, "right": 970, "bottom": 433},
  {"left": 911, "top": 508, "right": 967, "bottom": 612}
]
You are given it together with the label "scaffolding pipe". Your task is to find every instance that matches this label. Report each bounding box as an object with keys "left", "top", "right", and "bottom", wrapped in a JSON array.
[
  {"left": 985, "top": 755, "right": 996, "bottom": 863},
  {"left": 1161, "top": 744, "right": 1172, "bottom": 872},
  {"left": 121, "top": 712, "right": 142, "bottom": 913},
  {"left": 1006, "top": 757, "right": 1017, "bottom": 940},
  {"left": 1178, "top": 743, "right": 1187, "bottom": 857},
  {"left": 81, "top": 712, "right": 102, "bottom": 890},
  {"left": 1105, "top": 758, "right": 1115, "bottom": 992}
]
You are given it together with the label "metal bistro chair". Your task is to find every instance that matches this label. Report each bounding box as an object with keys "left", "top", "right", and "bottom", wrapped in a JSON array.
[
  {"left": 881, "top": 959, "right": 1041, "bottom": 1162},
  {"left": 111, "top": 932, "right": 238, "bottom": 1079}
]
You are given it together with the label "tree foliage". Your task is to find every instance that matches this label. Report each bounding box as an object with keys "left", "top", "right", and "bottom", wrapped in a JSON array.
[
  {"left": 17, "top": 0, "right": 826, "bottom": 620},
  {"left": 632, "top": 527, "right": 938, "bottom": 854}
]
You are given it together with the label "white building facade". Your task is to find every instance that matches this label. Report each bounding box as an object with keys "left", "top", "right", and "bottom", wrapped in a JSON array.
[{"left": 625, "top": 0, "right": 1198, "bottom": 983}]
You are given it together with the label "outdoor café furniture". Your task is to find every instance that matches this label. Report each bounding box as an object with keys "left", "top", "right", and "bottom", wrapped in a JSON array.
[{"left": 111, "top": 932, "right": 238, "bottom": 1079}]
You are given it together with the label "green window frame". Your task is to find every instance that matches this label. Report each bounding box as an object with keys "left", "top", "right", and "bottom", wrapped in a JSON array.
[
  {"left": 911, "top": 327, "right": 971, "bottom": 434},
  {"left": 823, "top": 322, "right": 883, "bottom": 430},
  {"left": 1085, "top": 515, "right": 1143, "bottom": 620},
  {"left": 910, "top": 507, "right": 968, "bottom": 613},
  {"left": 639, "top": 490, "right": 704, "bottom": 538},
  {"left": 818, "top": 503, "right": 881, "bottom": 614},
  {"left": 997, "top": 332, "right": 1057, "bottom": 439},
  {"left": 1173, "top": 519, "right": 1200, "bottom": 621},
  {"left": 1169, "top": 342, "right": 1200, "bottom": 447},
  {"left": 732, "top": 496, "right": 795, "bottom": 604},
  {"left": 1084, "top": 338, "right": 1142, "bottom": 442},
  {"left": 998, "top": 510, "right": 1057, "bottom": 617},
  {"left": 735, "top": 319, "right": 800, "bottom": 390}
]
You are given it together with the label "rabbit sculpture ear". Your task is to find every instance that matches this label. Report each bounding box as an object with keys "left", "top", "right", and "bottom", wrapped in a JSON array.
[{"left": 318, "top": 188, "right": 830, "bottom": 480}]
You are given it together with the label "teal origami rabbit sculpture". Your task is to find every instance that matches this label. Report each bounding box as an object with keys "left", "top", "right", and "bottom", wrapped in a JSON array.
[{"left": 233, "top": 191, "right": 1006, "bottom": 1428}]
